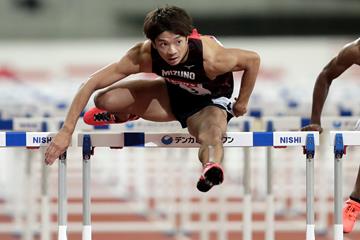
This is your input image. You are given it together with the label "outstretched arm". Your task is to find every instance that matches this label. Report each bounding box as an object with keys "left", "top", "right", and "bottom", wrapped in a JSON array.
[
  {"left": 45, "top": 42, "right": 150, "bottom": 164},
  {"left": 308, "top": 39, "right": 360, "bottom": 129}
]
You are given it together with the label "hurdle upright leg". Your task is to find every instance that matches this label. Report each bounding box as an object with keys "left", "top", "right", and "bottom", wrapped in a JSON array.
[
  {"left": 41, "top": 153, "right": 51, "bottom": 240},
  {"left": 82, "top": 135, "right": 92, "bottom": 240},
  {"left": 305, "top": 134, "right": 315, "bottom": 240},
  {"left": 58, "top": 152, "right": 67, "bottom": 240},
  {"left": 265, "top": 147, "right": 274, "bottom": 240},
  {"left": 333, "top": 133, "right": 344, "bottom": 240},
  {"left": 24, "top": 150, "right": 35, "bottom": 240},
  {"left": 243, "top": 147, "right": 252, "bottom": 240}
]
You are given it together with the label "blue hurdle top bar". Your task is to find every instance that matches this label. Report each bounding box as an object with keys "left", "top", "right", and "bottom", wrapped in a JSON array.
[{"left": 0, "top": 132, "right": 57, "bottom": 147}]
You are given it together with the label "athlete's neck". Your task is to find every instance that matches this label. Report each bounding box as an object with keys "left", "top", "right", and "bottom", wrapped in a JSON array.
[{"left": 179, "top": 45, "right": 190, "bottom": 64}]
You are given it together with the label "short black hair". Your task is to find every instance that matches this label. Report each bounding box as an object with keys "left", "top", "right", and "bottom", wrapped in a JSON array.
[{"left": 143, "top": 6, "right": 193, "bottom": 41}]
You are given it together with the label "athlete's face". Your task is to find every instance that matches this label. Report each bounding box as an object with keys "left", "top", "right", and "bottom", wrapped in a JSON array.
[{"left": 154, "top": 31, "right": 188, "bottom": 66}]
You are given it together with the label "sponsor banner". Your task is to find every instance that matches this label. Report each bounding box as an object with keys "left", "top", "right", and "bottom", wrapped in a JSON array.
[
  {"left": 144, "top": 132, "right": 253, "bottom": 147},
  {"left": 26, "top": 132, "right": 56, "bottom": 147},
  {"left": 0, "top": 132, "right": 5, "bottom": 146},
  {"left": 273, "top": 131, "right": 319, "bottom": 146},
  {"left": 145, "top": 133, "right": 199, "bottom": 147},
  {"left": 330, "top": 131, "right": 360, "bottom": 146}
]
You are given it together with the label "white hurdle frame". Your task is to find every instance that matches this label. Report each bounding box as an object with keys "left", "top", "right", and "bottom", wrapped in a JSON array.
[
  {"left": 0, "top": 131, "right": 68, "bottom": 240},
  {"left": 330, "top": 131, "right": 360, "bottom": 240},
  {"left": 0, "top": 130, "right": 319, "bottom": 240},
  {"left": 263, "top": 116, "right": 359, "bottom": 238},
  {"left": 76, "top": 131, "right": 319, "bottom": 240},
  {"left": 0, "top": 118, "right": 64, "bottom": 240}
]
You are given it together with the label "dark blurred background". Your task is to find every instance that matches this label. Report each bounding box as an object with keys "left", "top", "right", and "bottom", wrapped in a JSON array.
[{"left": 1, "top": 0, "right": 359, "bottom": 39}]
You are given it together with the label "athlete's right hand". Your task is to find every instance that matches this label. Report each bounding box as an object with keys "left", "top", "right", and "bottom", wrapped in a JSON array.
[
  {"left": 45, "top": 130, "right": 72, "bottom": 165},
  {"left": 232, "top": 101, "right": 247, "bottom": 117},
  {"left": 301, "top": 124, "right": 323, "bottom": 133}
]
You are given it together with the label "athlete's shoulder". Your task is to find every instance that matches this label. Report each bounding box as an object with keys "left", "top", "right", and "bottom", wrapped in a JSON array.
[
  {"left": 338, "top": 38, "right": 360, "bottom": 63},
  {"left": 127, "top": 41, "right": 151, "bottom": 57},
  {"left": 127, "top": 41, "right": 152, "bottom": 62},
  {"left": 201, "top": 35, "right": 224, "bottom": 60},
  {"left": 341, "top": 38, "right": 360, "bottom": 52},
  {"left": 353, "top": 38, "right": 360, "bottom": 55},
  {"left": 124, "top": 40, "right": 152, "bottom": 72}
]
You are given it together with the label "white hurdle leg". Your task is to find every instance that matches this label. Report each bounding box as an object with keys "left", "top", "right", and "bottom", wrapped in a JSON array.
[
  {"left": 82, "top": 135, "right": 92, "bottom": 240},
  {"left": 243, "top": 147, "right": 252, "bottom": 240},
  {"left": 41, "top": 149, "right": 51, "bottom": 240},
  {"left": 24, "top": 150, "right": 35, "bottom": 240},
  {"left": 305, "top": 135, "right": 315, "bottom": 240},
  {"left": 58, "top": 152, "right": 67, "bottom": 240},
  {"left": 333, "top": 133, "right": 344, "bottom": 240},
  {"left": 265, "top": 147, "right": 274, "bottom": 240}
]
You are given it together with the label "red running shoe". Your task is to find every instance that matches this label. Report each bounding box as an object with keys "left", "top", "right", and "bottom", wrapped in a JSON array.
[
  {"left": 343, "top": 198, "right": 360, "bottom": 233},
  {"left": 197, "top": 162, "right": 224, "bottom": 192},
  {"left": 83, "top": 107, "right": 139, "bottom": 126}
]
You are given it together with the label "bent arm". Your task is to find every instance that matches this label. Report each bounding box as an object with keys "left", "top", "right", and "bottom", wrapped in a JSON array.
[
  {"left": 229, "top": 49, "right": 260, "bottom": 113},
  {"left": 209, "top": 47, "right": 260, "bottom": 116},
  {"left": 310, "top": 41, "right": 359, "bottom": 125},
  {"left": 45, "top": 42, "right": 150, "bottom": 164}
]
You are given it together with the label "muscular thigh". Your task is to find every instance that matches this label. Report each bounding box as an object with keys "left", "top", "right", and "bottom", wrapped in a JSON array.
[
  {"left": 187, "top": 106, "right": 228, "bottom": 138},
  {"left": 95, "top": 79, "right": 175, "bottom": 122}
]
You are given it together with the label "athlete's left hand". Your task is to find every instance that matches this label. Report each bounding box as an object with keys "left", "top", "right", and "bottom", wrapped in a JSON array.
[{"left": 232, "top": 101, "right": 247, "bottom": 117}]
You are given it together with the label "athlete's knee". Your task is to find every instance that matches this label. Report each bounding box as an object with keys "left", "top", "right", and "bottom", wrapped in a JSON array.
[
  {"left": 94, "top": 91, "right": 110, "bottom": 109},
  {"left": 197, "top": 124, "right": 223, "bottom": 146}
]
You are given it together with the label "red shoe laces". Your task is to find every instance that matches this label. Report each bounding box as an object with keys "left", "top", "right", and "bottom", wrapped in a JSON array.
[{"left": 94, "top": 112, "right": 114, "bottom": 122}]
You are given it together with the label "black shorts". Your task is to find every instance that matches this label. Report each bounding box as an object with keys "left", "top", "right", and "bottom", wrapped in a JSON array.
[{"left": 166, "top": 82, "right": 234, "bottom": 128}]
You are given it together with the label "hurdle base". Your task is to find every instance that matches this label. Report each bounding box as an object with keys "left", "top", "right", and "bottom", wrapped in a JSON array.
[
  {"left": 334, "top": 224, "right": 343, "bottom": 240},
  {"left": 82, "top": 225, "right": 92, "bottom": 240},
  {"left": 58, "top": 225, "right": 67, "bottom": 240},
  {"left": 306, "top": 224, "right": 315, "bottom": 240}
]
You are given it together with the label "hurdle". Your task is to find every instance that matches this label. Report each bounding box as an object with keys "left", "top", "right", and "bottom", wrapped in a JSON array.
[
  {"left": 330, "top": 131, "right": 360, "bottom": 240},
  {"left": 76, "top": 131, "right": 318, "bottom": 240},
  {"left": 121, "top": 118, "right": 255, "bottom": 240},
  {"left": 263, "top": 116, "right": 359, "bottom": 236},
  {"left": 0, "top": 118, "right": 65, "bottom": 240},
  {"left": 0, "top": 131, "right": 71, "bottom": 240},
  {"left": 0, "top": 116, "right": 133, "bottom": 240}
]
